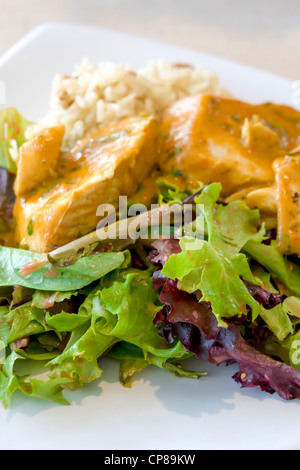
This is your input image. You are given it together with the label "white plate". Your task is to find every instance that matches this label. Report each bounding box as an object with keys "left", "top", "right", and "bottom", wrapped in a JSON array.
[{"left": 0, "top": 22, "right": 299, "bottom": 451}]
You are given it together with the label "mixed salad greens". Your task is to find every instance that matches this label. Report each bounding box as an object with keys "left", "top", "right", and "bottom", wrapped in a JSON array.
[{"left": 1, "top": 108, "right": 300, "bottom": 407}]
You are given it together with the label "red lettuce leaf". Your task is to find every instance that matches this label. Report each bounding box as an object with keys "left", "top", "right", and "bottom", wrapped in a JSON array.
[
  {"left": 154, "top": 278, "right": 300, "bottom": 400},
  {"left": 243, "top": 281, "right": 283, "bottom": 309},
  {"left": 0, "top": 167, "right": 15, "bottom": 232}
]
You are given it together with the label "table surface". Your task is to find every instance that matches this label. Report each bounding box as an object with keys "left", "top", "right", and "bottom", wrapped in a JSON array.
[{"left": 0, "top": 0, "right": 299, "bottom": 80}]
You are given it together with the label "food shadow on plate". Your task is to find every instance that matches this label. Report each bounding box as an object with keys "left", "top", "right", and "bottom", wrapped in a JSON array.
[
  {"left": 108, "top": 356, "right": 299, "bottom": 417},
  {"left": 5, "top": 354, "right": 299, "bottom": 420},
  {"left": 98, "top": 356, "right": 256, "bottom": 417},
  {"left": 4, "top": 357, "right": 105, "bottom": 419},
  {"left": 4, "top": 379, "right": 104, "bottom": 421}
]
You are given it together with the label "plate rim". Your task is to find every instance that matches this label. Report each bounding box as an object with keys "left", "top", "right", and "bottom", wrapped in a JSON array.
[
  {"left": 0, "top": 21, "right": 293, "bottom": 86},
  {"left": 0, "top": 21, "right": 299, "bottom": 452}
]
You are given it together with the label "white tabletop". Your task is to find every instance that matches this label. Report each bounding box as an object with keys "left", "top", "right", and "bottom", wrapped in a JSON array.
[{"left": 0, "top": 0, "right": 299, "bottom": 80}]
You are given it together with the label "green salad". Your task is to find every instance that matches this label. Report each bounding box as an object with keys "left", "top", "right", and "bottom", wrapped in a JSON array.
[{"left": 1, "top": 107, "right": 300, "bottom": 408}]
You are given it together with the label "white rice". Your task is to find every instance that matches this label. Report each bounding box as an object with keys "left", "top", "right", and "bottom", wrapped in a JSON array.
[{"left": 28, "top": 58, "right": 227, "bottom": 150}]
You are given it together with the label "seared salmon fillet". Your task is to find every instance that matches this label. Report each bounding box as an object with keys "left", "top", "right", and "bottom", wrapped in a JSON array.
[
  {"left": 14, "top": 114, "right": 159, "bottom": 252},
  {"left": 14, "top": 126, "right": 65, "bottom": 197},
  {"left": 159, "top": 94, "right": 300, "bottom": 197},
  {"left": 273, "top": 155, "right": 300, "bottom": 256}
]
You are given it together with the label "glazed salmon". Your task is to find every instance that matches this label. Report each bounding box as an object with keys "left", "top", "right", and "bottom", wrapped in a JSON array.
[
  {"left": 14, "top": 114, "right": 160, "bottom": 252},
  {"left": 273, "top": 154, "right": 300, "bottom": 256},
  {"left": 159, "top": 94, "right": 300, "bottom": 197}
]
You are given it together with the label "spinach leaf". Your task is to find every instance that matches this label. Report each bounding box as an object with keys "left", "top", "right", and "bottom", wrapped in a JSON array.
[{"left": 0, "top": 246, "right": 127, "bottom": 291}]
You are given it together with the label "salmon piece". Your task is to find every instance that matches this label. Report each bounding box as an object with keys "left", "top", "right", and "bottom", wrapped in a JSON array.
[
  {"left": 159, "top": 95, "right": 300, "bottom": 197},
  {"left": 13, "top": 115, "right": 159, "bottom": 252},
  {"left": 273, "top": 155, "right": 300, "bottom": 255},
  {"left": 14, "top": 126, "right": 65, "bottom": 196}
]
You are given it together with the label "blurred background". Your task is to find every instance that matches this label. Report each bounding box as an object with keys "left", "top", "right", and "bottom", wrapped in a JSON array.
[{"left": 0, "top": 0, "right": 299, "bottom": 79}]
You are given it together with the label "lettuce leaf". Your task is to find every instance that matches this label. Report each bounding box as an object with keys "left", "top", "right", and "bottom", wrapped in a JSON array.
[
  {"left": 47, "top": 324, "right": 115, "bottom": 389},
  {"left": 108, "top": 342, "right": 150, "bottom": 387},
  {"left": 259, "top": 304, "right": 293, "bottom": 342},
  {"left": 7, "top": 305, "right": 47, "bottom": 343},
  {"left": 162, "top": 183, "right": 265, "bottom": 325},
  {"left": 0, "top": 350, "right": 71, "bottom": 408},
  {"left": 0, "top": 267, "right": 194, "bottom": 406},
  {"left": 98, "top": 269, "right": 186, "bottom": 359},
  {"left": 154, "top": 277, "right": 300, "bottom": 400},
  {"left": 160, "top": 183, "right": 300, "bottom": 343},
  {"left": 47, "top": 269, "right": 191, "bottom": 390},
  {"left": 156, "top": 178, "right": 194, "bottom": 205},
  {"left": 195, "top": 182, "right": 265, "bottom": 253},
  {"left": 0, "top": 108, "right": 30, "bottom": 173},
  {"left": 245, "top": 240, "right": 300, "bottom": 296},
  {"left": 0, "top": 246, "right": 127, "bottom": 291},
  {"left": 108, "top": 342, "right": 205, "bottom": 388}
]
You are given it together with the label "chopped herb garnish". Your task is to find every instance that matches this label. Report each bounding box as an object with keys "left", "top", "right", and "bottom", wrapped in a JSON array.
[
  {"left": 136, "top": 182, "right": 144, "bottom": 193},
  {"left": 161, "top": 131, "right": 169, "bottom": 140},
  {"left": 184, "top": 187, "right": 193, "bottom": 196},
  {"left": 70, "top": 165, "right": 82, "bottom": 172},
  {"left": 27, "top": 219, "right": 34, "bottom": 236},
  {"left": 173, "top": 169, "right": 183, "bottom": 177},
  {"left": 167, "top": 147, "right": 182, "bottom": 160}
]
